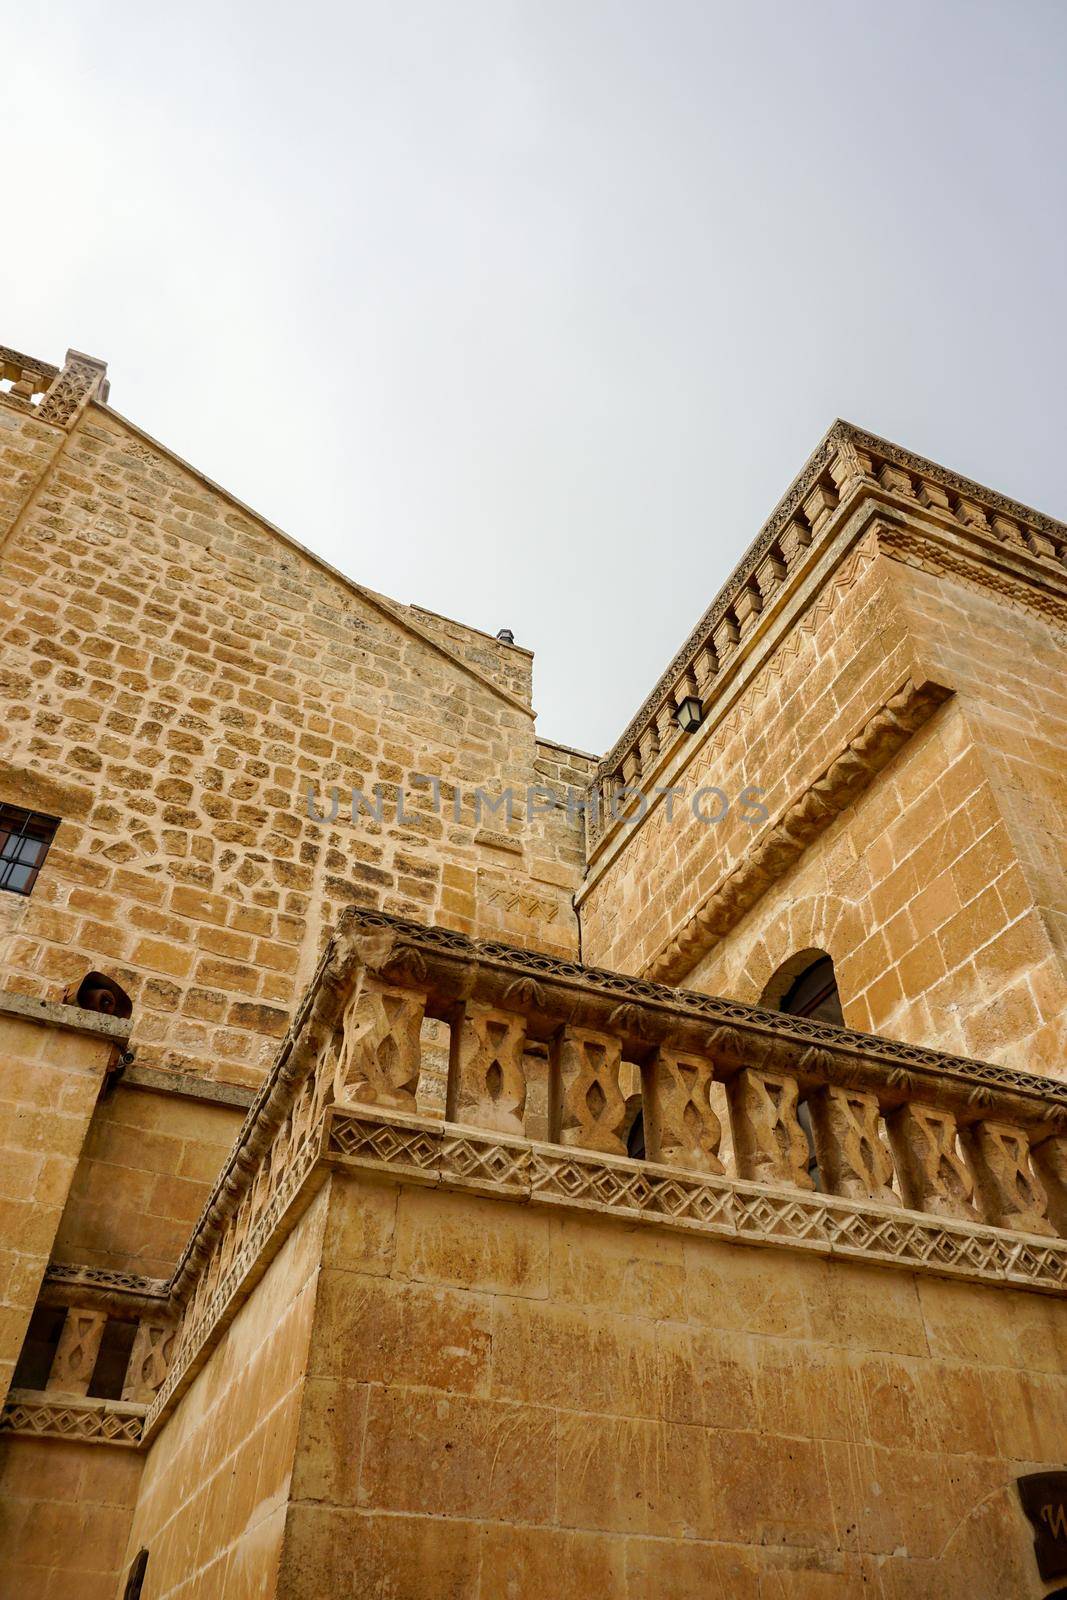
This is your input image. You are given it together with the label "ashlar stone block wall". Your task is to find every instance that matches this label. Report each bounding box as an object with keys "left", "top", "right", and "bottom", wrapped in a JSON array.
[
  {"left": 114, "top": 1170, "right": 1067, "bottom": 1599},
  {"left": 580, "top": 536, "right": 1067, "bottom": 1078}
]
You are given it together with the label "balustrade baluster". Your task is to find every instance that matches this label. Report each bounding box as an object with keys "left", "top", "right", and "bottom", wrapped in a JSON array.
[
  {"left": 46, "top": 1308, "right": 107, "bottom": 1397},
  {"left": 728, "top": 1068, "right": 813, "bottom": 1189},
  {"left": 642, "top": 1046, "right": 724, "bottom": 1175},
  {"left": 550, "top": 1025, "right": 628, "bottom": 1156},
  {"left": 333, "top": 977, "right": 425, "bottom": 1112},
  {"left": 960, "top": 1119, "right": 1055, "bottom": 1236},
  {"left": 886, "top": 1102, "right": 977, "bottom": 1222},
  {"left": 447, "top": 1001, "right": 528, "bottom": 1136},
  {"left": 808, "top": 1085, "right": 899, "bottom": 1206}
]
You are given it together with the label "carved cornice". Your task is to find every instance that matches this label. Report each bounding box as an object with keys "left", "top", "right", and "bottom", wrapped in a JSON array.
[
  {"left": 878, "top": 527, "right": 1067, "bottom": 629},
  {"left": 42, "top": 1262, "right": 171, "bottom": 1312},
  {"left": 592, "top": 421, "right": 1067, "bottom": 849},
  {"left": 326, "top": 1106, "right": 1067, "bottom": 1296},
  {"left": 643, "top": 677, "right": 953, "bottom": 984},
  {"left": 598, "top": 426, "right": 841, "bottom": 780},
  {"left": 0, "top": 345, "right": 60, "bottom": 384},
  {"left": 847, "top": 425, "right": 1067, "bottom": 541},
  {"left": 0, "top": 1391, "right": 145, "bottom": 1447}
]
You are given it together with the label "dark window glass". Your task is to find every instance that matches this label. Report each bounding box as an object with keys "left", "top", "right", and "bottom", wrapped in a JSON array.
[
  {"left": 89, "top": 1317, "right": 138, "bottom": 1401},
  {"left": 780, "top": 955, "right": 843, "bottom": 1026},
  {"left": 0, "top": 805, "right": 59, "bottom": 895},
  {"left": 778, "top": 955, "right": 844, "bottom": 1188}
]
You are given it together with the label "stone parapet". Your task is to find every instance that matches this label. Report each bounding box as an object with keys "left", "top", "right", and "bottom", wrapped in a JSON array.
[
  {"left": 587, "top": 420, "right": 1067, "bottom": 857},
  {"left": 10, "top": 905, "right": 1067, "bottom": 1454}
]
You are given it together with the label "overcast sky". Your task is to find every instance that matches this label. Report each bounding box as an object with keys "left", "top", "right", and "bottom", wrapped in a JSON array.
[{"left": 5, "top": 1, "right": 1066, "bottom": 753}]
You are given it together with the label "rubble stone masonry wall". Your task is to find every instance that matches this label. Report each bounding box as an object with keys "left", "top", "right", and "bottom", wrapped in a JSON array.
[{"left": 0, "top": 391, "right": 590, "bottom": 1277}]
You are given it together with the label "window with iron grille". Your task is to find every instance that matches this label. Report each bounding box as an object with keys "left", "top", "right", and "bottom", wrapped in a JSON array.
[{"left": 0, "top": 805, "right": 59, "bottom": 895}]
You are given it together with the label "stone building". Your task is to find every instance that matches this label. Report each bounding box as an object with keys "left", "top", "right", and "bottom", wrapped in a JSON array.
[{"left": 0, "top": 342, "right": 1065, "bottom": 1598}]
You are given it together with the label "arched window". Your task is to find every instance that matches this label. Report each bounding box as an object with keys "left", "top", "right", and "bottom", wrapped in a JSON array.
[
  {"left": 761, "top": 949, "right": 843, "bottom": 1024},
  {"left": 762, "top": 951, "right": 844, "bottom": 1187},
  {"left": 779, "top": 954, "right": 843, "bottom": 1026}
]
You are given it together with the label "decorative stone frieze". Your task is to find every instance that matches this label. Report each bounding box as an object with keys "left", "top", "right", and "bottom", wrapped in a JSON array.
[
  {"left": 324, "top": 1106, "right": 1067, "bottom": 1293},
  {"left": 0, "top": 1391, "right": 144, "bottom": 1446}
]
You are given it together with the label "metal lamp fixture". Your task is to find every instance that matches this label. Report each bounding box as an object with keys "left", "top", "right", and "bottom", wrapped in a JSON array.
[{"left": 675, "top": 695, "right": 704, "bottom": 734}]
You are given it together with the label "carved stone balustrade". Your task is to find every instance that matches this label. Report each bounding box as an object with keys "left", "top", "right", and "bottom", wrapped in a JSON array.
[
  {"left": 13, "top": 907, "right": 1065, "bottom": 1456},
  {"left": 314, "top": 910, "right": 1067, "bottom": 1252},
  {"left": 10, "top": 1277, "right": 176, "bottom": 1421}
]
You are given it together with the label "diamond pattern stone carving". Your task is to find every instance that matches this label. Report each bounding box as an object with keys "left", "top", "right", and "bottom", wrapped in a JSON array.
[
  {"left": 46, "top": 1308, "right": 107, "bottom": 1397},
  {"left": 446, "top": 1002, "right": 527, "bottom": 1135},
  {"left": 550, "top": 1026, "right": 628, "bottom": 1155},
  {"left": 333, "top": 978, "right": 425, "bottom": 1112},
  {"left": 1, "top": 1393, "right": 144, "bottom": 1447},
  {"left": 809, "top": 1085, "right": 899, "bottom": 1206},
  {"left": 887, "top": 1102, "right": 978, "bottom": 1222},
  {"left": 1033, "top": 1134, "right": 1067, "bottom": 1236},
  {"left": 961, "top": 1119, "right": 1055, "bottom": 1236},
  {"left": 729, "top": 1068, "right": 813, "bottom": 1189},
  {"left": 642, "top": 1047, "right": 724, "bottom": 1176},
  {"left": 122, "top": 1320, "right": 176, "bottom": 1404}
]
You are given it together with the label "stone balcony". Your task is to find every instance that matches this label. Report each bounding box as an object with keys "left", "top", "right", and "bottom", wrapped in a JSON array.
[{"left": 6, "top": 906, "right": 1066, "bottom": 1451}]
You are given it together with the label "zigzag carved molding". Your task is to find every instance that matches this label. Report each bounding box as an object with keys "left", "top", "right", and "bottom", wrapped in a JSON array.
[{"left": 643, "top": 676, "right": 953, "bottom": 984}]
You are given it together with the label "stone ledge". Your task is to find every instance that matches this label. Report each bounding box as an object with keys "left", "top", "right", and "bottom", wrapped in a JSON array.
[
  {"left": 325, "top": 1106, "right": 1067, "bottom": 1296},
  {"left": 0, "top": 757, "right": 95, "bottom": 822},
  {"left": 121, "top": 1063, "right": 253, "bottom": 1110},
  {"left": 0, "top": 988, "right": 132, "bottom": 1044},
  {"left": 0, "top": 1390, "right": 145, "bottom": 1447}
]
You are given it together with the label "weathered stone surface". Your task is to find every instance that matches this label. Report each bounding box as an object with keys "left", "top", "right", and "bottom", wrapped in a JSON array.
[{"left": 3, "top": 361, "right": 1067, "bottom": 1599}]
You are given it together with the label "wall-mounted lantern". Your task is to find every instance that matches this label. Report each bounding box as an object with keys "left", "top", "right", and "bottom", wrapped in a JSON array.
[{"left": 675, "top": 696, "right": 704, "bottom": 734}]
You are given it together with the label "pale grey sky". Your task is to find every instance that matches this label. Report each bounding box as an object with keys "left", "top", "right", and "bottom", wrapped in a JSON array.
[{"left": 5, "top": 1, "right": 1066, "bottom": 753}]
